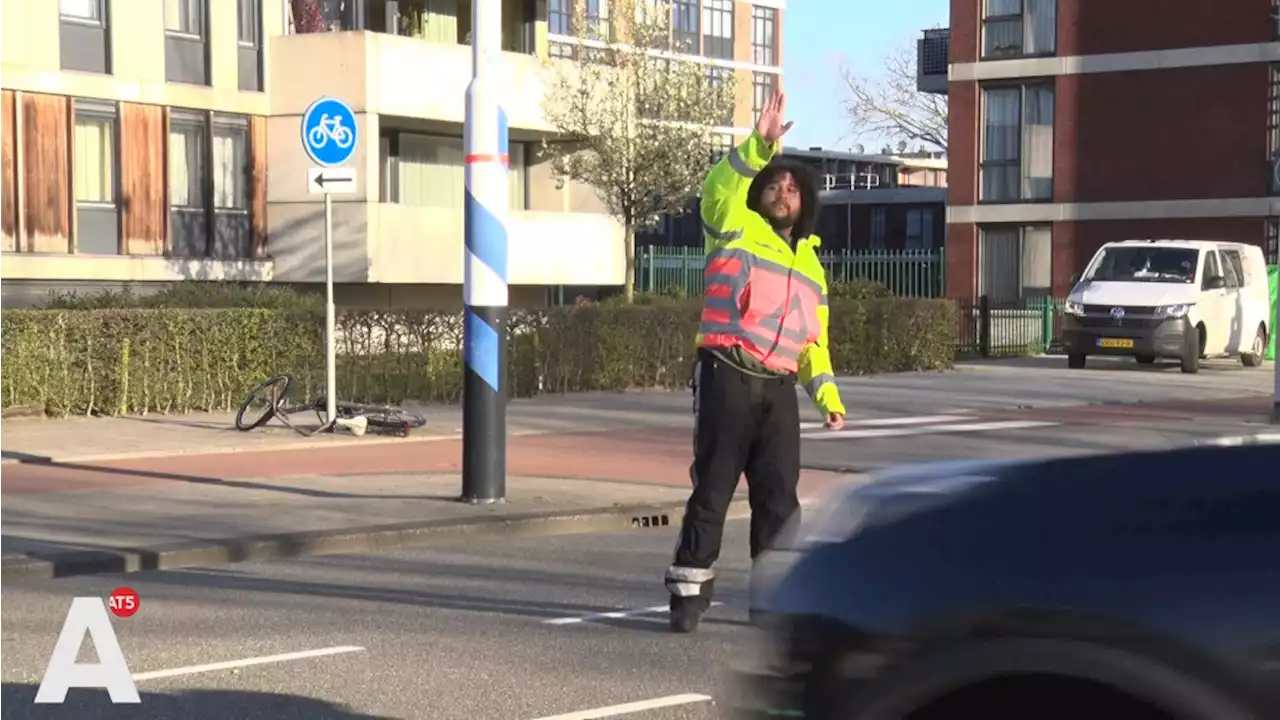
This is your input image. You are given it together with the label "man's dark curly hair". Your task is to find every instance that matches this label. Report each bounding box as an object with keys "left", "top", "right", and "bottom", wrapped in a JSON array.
[{"left": 745, "top": 158, "right": 821, "bottom": 241}]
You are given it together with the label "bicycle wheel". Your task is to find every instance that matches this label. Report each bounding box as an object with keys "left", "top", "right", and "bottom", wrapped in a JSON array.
[
  {"left": 235, "top": 374, "right": 295, "bottom": 431},
  {"left": 337, "top": 402, "right": 427, "bottom": 436}
]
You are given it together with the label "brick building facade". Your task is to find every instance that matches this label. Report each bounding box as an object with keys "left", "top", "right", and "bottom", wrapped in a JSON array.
[{"left": 931, "top": 0, "right": 1280, "bottom": 300}]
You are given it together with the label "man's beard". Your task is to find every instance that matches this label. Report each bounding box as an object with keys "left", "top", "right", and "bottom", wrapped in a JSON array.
[{"left": 763, "top": 204, "right": 798, "bottom": 232}]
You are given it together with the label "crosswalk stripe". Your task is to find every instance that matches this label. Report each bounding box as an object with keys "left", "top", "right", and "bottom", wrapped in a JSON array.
[
  {"left": 798, "top": 415, "right": 972, "bottom": 431},
  {"left": 805, "top": 419, "right": 1059, "bottom": 440}
]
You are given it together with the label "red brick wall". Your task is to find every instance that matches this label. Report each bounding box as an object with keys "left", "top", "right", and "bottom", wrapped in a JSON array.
[
  {"left": 1057, "top": 0, "right": 1272, "bottom": 56},
  {"left": 946, "top": 222, "right": 978, "bottom": 298},
  {"left": 947, "top": 80, "right": 978, "bottom": 206},
  {"left": 949, "top": 0, "right": 978, "bottom": 64},
  {"left": 1053, "top": 64, "right": 1268, "bottom": 204}
]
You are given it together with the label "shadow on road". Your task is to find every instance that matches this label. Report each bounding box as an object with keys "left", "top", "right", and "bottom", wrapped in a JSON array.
[{"left": 1, "top": 683, "right": 396, "bottom": 720}]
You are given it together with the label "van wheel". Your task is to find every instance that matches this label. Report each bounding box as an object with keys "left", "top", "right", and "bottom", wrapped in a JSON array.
[
  {"left": 1241, "top": 325, "right": 1267, "bottom": 367},
  {"left": 1181, "top": 326, "right": 1203, "bottom": 374},
  {"left": 1067, "top": 354, "right": 1086, "bottom": 369}
]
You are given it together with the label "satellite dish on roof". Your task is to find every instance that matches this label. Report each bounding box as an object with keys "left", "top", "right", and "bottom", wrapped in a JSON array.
[{"left": 853, "top": 143, "right": 865, "bottom": 153}]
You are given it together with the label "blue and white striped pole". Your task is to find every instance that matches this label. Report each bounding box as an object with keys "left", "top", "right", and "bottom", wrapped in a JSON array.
[{"left": 462, "top": 0, "right": 508, "bottom": 503}]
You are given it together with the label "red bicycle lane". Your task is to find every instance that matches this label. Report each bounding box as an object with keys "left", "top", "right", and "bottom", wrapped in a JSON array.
[{"left": 2, "top": 428, "right": 844, "bottom": 497}]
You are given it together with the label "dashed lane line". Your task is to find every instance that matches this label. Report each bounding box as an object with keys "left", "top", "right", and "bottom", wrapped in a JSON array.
[{"left": 527, "top": 693, "right": 714, "bottom": 720}]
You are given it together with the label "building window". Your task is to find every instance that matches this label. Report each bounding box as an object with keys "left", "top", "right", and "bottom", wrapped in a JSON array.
[
  {"left": 706, "top": 67, "right": 734, "bottom": 125},
  {"left": 753, "top": 72, "right": 779, "bottom": 121},
  {"left": 1273, "top": 0, "right": 1280, "bottom": 41},
  {"left": 549, "top": 0, "right": 571, "bottom": 34},
  {"left": 672, "top": 0, "right": 699, "bottom": 54},
  {"left": 213, "top": 118, "right": 249, "bottom": 212},
  {"left": 751, "top": 6, "right": 776, "bottom": 66},
  {"left": 702, "top": 0, "right": 733, "bottom": 60},
  {"left": 584, "top": 0, "right": 610, "bottom": 41},
  {"left": 169, "top": 109, "right": 208, "bottom": 256},
  {"left": 982, "top": 0, "right": 1056, "bottom": 60},
  {"left": 905, "top": 207, "right": 934, "bottom": 250},
  {"left": 61, "top": 0, "right": 101, "bottom": 22},
  {"left": 980, "top": 82, "right": 1053, "bottom": 202},
  {"left": 1270, "top": 64, "right": 1280, "bottom": 195},
  {"left": 391, "top": 133, "right": 527, "bottom": 211},
  {"left": 213, "top": 114, "right": 252, "bottom": 257},
  {"left": 237, "top": 0, "right": 262, "bottom": 91},
  {"left": 868, "top": 207, "right": 886, "bottom": 249},
  {"left": 165, "top": 0, "right": 205, "bottom": 36},
  {"left": 72, "top": 99, "right": 120, "bottom": 255},
  {"left": 60, "top": 0, "right": 110, "bottom": 74},
  {"left": 166, "top": 0, "right": 210, "bottom": 84},
  {"left": 979, "top": 224, "right": 1052, "bottom": 301}
]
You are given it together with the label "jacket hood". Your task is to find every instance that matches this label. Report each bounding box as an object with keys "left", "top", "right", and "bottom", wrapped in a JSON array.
[{"left": 746, "top": 157, "right": 821, "bottom": 242}]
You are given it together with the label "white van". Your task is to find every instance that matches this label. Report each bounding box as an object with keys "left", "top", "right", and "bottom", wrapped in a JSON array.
[{"left": 1062, "top": 239, "right": 1271, "bottom": 373}]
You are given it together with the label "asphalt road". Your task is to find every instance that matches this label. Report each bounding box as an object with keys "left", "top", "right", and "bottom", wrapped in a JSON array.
[{"left": 2, "top": 518, "right": 773, "bottom": 720}]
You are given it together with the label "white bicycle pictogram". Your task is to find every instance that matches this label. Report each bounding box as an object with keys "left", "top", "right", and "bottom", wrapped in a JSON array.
[{"left": 308, "top": 114, "right": 354, "bottom": 150}]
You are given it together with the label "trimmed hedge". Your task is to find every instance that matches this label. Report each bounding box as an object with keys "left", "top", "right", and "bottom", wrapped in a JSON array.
[{"left": 1, "top": 298, "right": 958, "bottom": 417}]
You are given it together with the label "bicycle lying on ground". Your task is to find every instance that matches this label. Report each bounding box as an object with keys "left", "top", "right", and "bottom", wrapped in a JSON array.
[{"left": 234, "top": 374, "right": 427, "bottom": 437}]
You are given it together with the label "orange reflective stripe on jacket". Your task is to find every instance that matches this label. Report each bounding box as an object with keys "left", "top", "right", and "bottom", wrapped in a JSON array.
[{"left": 697, "top": 245, "right": 825, "bottom": 374}]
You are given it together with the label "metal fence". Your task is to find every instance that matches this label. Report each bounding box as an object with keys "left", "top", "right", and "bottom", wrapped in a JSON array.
[
  {"left": 954, "top": 295, "right": 1066, "bottom": 358},
  {"left": 636, "top": 246, "right": 946, "bottom": 298}
]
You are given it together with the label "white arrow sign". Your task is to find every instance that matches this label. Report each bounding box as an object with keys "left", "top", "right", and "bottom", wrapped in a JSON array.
[{"left": 308, "top": 167, "right": 357, "bottom": 195}]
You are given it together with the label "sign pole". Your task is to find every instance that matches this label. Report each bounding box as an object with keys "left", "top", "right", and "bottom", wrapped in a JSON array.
[
  {"left": 324, "top": 191, "right": 337, "bottom": 427},
  {"left": 300, "top": 95, "right": 359, "bottom": 431},
  {"left": 461, "top": 0, "right": 508, "bottom": 503}
]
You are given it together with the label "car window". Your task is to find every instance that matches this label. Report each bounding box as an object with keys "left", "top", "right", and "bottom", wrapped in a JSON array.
[
  {"left": 1084, "top": 246, "right": 1198, "bottom": 283},
  {"left": 1219, "top": 251, "right": 1241, "bottom": 288},
  {"left": 1201, "top": 251, "right": 1221, "bottom": 290},
  {"left": 1221, "top": 249, "right": 1247, "bottom": 287}
]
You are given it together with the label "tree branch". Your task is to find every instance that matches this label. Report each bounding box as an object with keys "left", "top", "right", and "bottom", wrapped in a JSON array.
[{"left": 840, "top": 41, "right": 948, "bottom": 153}]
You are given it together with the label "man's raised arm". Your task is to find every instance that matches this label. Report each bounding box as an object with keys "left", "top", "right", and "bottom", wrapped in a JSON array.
[{"left": 698, "top": 90, "right": 793, "bottom": 254}]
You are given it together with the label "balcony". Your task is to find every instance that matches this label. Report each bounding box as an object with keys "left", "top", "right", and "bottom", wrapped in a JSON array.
[
  {"left": 265, "top": 201, "right": 625, "bottom": 286},
  {"left": 917, "top": 28, "right": 949, "bottom": 94},
  {"left": 269, "top": 30, "right": 555, "bottom": 130}
]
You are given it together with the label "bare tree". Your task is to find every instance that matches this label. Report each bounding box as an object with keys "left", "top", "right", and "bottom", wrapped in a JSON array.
[
  {"left": 840, "top": 40, "right": 948, "bottom": 153},
  {"left": 539, "top": 0, "right": 737, "bottom": 302}
]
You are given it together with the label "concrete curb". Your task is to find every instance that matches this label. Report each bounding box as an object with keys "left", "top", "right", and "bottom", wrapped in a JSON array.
[
  {"left": 0, "top": 429, "right": 553, "bottom": 466},
  {"left": 2, "top": 498, "right": 752, "bottom": 582}
]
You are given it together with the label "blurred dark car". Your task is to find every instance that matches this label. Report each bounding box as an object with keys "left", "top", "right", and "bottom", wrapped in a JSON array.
[{"left": 734, "top": 441, "right": 1280, "bottom": 720}]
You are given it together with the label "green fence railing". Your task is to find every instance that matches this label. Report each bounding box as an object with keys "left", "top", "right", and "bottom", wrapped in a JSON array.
[{"left": 636, "top": 246, "right": 946, "bottom": 298}]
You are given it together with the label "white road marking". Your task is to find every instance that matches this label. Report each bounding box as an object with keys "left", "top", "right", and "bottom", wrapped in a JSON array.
[
  {"left": 527, "top": 693, "right": 714, "bottom": 720},
  {"left": 131, "top": 645, "right": 366, "bottom": 682},
  {"left": 807, "top": 419, "right": 1059, "bottom": 440},
  {"left": 799, "top": 414, "right": 973, "bottom": 430},
  {"left": 543, "top": 602, "right": 724, "bottom": 625}
]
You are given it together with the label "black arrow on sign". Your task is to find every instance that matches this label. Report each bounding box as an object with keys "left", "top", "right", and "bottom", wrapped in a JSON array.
[{"left": 314, "top": 173, "right": 348, "bottom": 187}]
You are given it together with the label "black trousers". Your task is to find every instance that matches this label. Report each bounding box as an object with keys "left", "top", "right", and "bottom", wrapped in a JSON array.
[{"left": 666, "top": 349, "right": 802, "bottom": 613}]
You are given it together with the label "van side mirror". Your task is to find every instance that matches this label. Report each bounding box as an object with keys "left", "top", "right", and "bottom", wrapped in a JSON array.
[{"left": 1205, "top": 275, "right": 1226, "bottom": 290}]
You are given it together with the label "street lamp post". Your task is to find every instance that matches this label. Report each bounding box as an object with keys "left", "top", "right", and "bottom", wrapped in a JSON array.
[{"left": 461, "top": 0, "right": 509, "bottom": 502}]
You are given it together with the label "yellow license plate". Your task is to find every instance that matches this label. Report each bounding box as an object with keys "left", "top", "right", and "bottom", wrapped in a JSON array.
[{"left": 1097, "top": 338, "right": 1134, "bottom": 349}]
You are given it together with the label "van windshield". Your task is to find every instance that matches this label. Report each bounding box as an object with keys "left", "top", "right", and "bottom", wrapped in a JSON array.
[{"left": 1083, "top": 246, "right": 1199, "bottom": 283}]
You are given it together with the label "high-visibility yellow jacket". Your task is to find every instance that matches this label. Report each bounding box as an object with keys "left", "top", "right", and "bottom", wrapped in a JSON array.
[{"left": 695, "top": 130, "right": 846, "bottom": 417}]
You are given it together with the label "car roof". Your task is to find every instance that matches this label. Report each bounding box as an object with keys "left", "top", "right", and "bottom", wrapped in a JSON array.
[{"left": 1104, "top": 239, "right": 1256, "bottom": 251}]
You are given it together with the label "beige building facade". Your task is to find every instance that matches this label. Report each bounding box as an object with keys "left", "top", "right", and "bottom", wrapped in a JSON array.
[{"left": 0, "top": 0, "right": 785, "bottom": 308}]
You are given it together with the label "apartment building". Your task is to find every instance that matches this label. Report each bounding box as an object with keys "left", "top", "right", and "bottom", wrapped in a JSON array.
[
  {"left": 922, "top": 0, "right": 1280, "bottom": 301},
  {"left": 1, "top": 0, "right": 785, "bottom": 308}
]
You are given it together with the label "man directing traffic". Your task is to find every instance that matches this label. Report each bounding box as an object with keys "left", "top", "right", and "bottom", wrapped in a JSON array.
[{"left": 665, "top": 89, "right": 847, "bottom": 633}]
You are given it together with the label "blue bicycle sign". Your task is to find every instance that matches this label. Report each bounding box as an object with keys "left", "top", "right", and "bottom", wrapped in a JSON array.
[{"left": 301, "top": 97, "right": 358, "bottom": 167}]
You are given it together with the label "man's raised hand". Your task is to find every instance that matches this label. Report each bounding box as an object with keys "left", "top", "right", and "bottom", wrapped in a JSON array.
[{"left": 755, "top": 89, "right": 794, "bottom": 145}]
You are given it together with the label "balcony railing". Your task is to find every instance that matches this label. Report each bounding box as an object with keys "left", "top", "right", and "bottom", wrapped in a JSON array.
[
  {"left": 917, "top": 27, "right": 949, "bottom": 94},
  {"left": 285, "top": 0, "right": 536, "bottom": 54}
]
